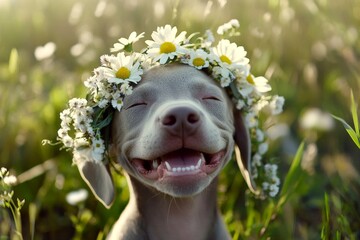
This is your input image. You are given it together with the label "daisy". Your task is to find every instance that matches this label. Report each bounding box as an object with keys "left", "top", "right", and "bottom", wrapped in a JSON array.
[
  {"left": 112, "top": 98, "right": 123, "bottom": 111},
  {"left": 145, "top": 25, "right": 187, "bottom": 64},
  {"left": 212, "top": 39, "right": 249, "bottom": 70},
  {"left": 237, "top": 74, "right": 272, "bottom": 97},
  {"left": 186, "top": 49, "right": 209, "bottom": 69},
  {"left": 247, "top": 74, "right": 272, "bottom": 94},
  {"left": 91, "top": 137, "right": 105, "bottom": 162},
  {"left": 103, "top": 52, "right": 143, "bottom": 84},
  {"left": 110, "top": 31, "right": 145, "bottom": 52}
]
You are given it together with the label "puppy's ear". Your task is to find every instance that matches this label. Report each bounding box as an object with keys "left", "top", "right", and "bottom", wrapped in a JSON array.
[
  {"left": 77, "top": 161, "right": 114, "bottom": 208},
  {"left": 233, "top": 110, "right": 260, "bottom": 195}
]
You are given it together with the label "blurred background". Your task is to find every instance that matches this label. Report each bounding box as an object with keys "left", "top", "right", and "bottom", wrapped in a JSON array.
[{"left": 0, "top": 0, "right": 359, "bottom": 239}]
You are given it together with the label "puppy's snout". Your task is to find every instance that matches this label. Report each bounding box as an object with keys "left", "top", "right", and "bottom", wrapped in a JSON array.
[{"left": 160, "top": 106, "right": 201, "bottom": 135}]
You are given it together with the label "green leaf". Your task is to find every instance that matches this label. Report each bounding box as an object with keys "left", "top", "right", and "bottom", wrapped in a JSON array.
[
  {"left": 332, "top": 114, "right": 360, "bottom": 148},
  {"left": 93, "top": 111, "right": 113, "bottom": 129},
  {"left": 124, "top": 44, "right": 133, "bottom": 53},
  {"left": 278, "top": 142, "right": 305, "bottom": 206},
  {"left": 350, "top": 90, "right": 359, "bottom": 135}
]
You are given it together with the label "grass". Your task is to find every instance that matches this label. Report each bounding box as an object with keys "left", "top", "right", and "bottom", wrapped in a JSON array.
[{"left": 1, "top": 0, "right": 360, "bottom": 239}]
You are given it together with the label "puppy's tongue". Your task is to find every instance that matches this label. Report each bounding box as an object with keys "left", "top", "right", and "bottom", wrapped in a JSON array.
[{"left": 161, "top": 149, "right": 202, "bottom": 168}]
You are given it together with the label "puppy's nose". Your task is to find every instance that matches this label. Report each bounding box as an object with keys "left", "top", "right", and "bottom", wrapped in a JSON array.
[{"left": 160, "top": 106, "right": 201, "bottom": 135}]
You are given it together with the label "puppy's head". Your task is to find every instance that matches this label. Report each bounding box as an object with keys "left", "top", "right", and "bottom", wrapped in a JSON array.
[{"left": 78, "top": 64, "right": 257, "bottom": 206}]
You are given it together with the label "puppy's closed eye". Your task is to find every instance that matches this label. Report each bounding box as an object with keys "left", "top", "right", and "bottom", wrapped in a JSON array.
[
  {"left": 126, "top": 102, "right": 147, "bottom": 110},
  {"left": 202, "top": 96, "right": 222, "bottom": 101}
]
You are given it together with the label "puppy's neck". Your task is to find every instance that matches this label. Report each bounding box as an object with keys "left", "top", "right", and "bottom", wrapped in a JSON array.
[{"left": 125, "top": 175, "right": 229, "bottom": 240}]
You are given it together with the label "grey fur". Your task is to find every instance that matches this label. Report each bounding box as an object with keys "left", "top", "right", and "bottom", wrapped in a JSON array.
[{"left": 78, "top": 64, "right": 257, "bottom": 239}]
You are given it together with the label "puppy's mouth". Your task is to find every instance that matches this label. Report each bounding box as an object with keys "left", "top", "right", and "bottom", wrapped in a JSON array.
[{"left": 132, "top": 148, "right": 225, "bottom": 180}]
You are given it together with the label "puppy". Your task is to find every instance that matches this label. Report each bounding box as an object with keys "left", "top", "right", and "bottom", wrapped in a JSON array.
[{"left": 77, "top": 64, "right": 257, "bottom": 239}]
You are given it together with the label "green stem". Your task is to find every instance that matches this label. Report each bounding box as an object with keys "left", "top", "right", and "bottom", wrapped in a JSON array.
[{"left": 9, "top": 200, "right": 23, "bottom": 240}]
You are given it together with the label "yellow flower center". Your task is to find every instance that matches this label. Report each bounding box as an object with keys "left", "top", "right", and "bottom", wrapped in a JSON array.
[
  {"left": 192, "top": 57, "right": 205, "bottom": 67},
  {"left": 247, "top": 75, "right": 255, "bottom": 85},
  {"left": 116, "top": 67, "right": 131, "bottom": 79},
  {"left": 220, "top": 55, "right": 232, "bottom": 64},
  {"left": 160, "top": 42, "right": 176, "bottom": 54}
]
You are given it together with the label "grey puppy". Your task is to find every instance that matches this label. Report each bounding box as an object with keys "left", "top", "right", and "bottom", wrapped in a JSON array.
[{"left": 77, "top": 64, "right": 257, "bottom": 239}]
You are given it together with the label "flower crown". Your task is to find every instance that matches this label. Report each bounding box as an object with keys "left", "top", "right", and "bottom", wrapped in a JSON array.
[{"left": 49, "top": 20, "right": 284, "bottom": 197}]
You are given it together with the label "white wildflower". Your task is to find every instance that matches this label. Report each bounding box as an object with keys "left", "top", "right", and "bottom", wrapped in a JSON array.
[
  {"left": 74, "top": 137, "right": 90, "bottom": 149},
  {"left": 62, "top": 135, "right": 74, "bottom": 148},
  {"left": 203, "top": 29, "right": 215, "bottom": 47},
  {"left": 69, "top": 98, "right": 87, "bottom": 109},
  {"left": 269, "top": 95, "right": 285, "bottom": 115},
  {"left": 3, "top": 175, "right": 17, "bottom": 186},
  {"left": 0, "top": 167, "right": 7, "bottom": 176},
  {"left": 256, "top": 129, "right": 265, "bottom": 142},
  {"left": 253, "top": 97, "right": 270, "bottom": 113},
  {"left": 212, "top": 66, "right": 233, "bottom": 87},
  {"left": 263, "top": 163, "right": 280, "bottom": 197},
  {"left": 245, "top": 112, "right": 258, "bottom": 128},
  {"left": 252, "top": 153, "right": 262, "bottom": 167},
  {"left": 110, "top": 31, "right": 145, "bottom": 52},
  {"left": 57, "top": 128, "right": 69, "bottom": 139},
  {"left": 236, "top": 99, "right": 246, "bottom": 110},
  {"left": 66, "top": 188, "right": 89, "bottom": 205},
  {"left": 217, "top": 19, "right": 240, "bottom": 35},
  {"left": 97, "top": 98, "right": 109, "bottom": 108},
  {"left": 120, "top": 82, "right": 133, "bottom": 95},
  {"left": 258, "top": 142, "right": 269, "bottom": 155},
  {"left": 268, "top": 184, "right": 279, "bottom": 197}
]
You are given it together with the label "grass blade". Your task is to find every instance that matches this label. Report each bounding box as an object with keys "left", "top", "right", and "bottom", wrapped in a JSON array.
[
  {"left": 8, "top": 48, "right": 19, "bottom": 75},
  {"left": 350, "top": 90, "right": 359, "bottom": 135},
  {"left": 321, "top": 193, "right": 330, "bottom": 240},
  {"left": 332, "top": 114, "right": 360, "bottom": 148},
  {"left": 278, "top": 142, "right": 305, "bottom": 206}
]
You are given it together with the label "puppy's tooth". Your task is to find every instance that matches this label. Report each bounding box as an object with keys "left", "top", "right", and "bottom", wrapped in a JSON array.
[
  {"left": 190, "top": 165, "right": 195, "bottom": 171},
  {"left": 196, "top": 159, "right": 201, "bottom": 168},
  {"left": 152, "top": 160, "right": 159, "bottom": 169},
  {"left": 185, "top": 167, "right": 190, "bottom": 171},
  {"left": 177, "top": 167, "right": 182, "bottom": 172},
  {"left": 165, "top": 161, "right": 172, "bottom": 171},
  {"left": 172, "top": 167, "right": 177, "bottom": 172}
]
